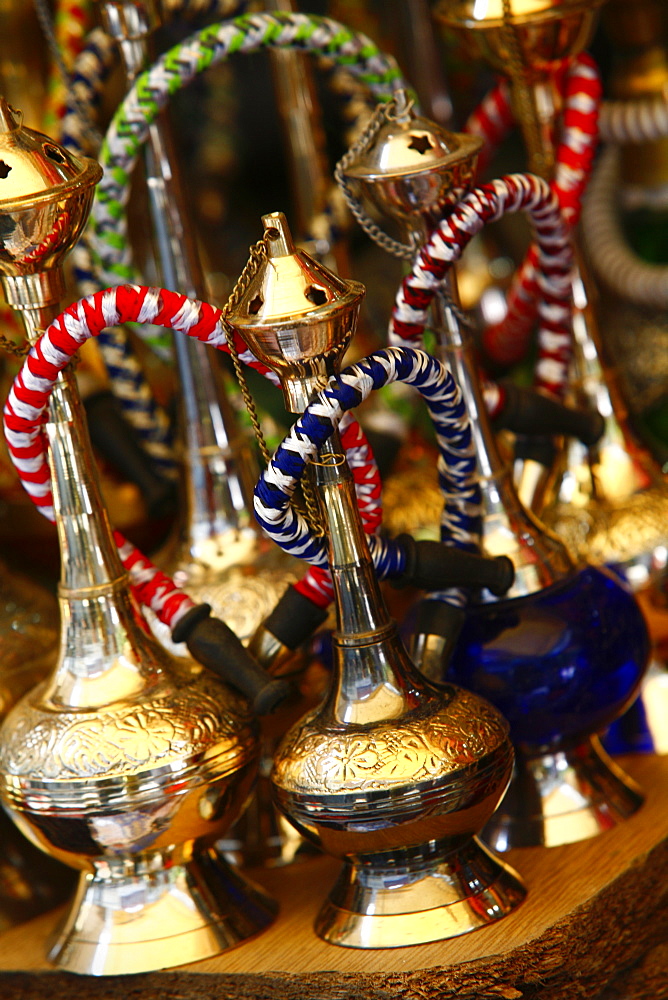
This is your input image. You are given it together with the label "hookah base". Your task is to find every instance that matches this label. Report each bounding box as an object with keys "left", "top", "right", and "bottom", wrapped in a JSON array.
[
  {"left": 48, "top": 845, "right": 278, "bottom": 975},
  {"left": 483, "top": 737, "right": 644, "bottom": 851},
  {"left": 315, "top": 836, "right": 526, "bottom": 948}
]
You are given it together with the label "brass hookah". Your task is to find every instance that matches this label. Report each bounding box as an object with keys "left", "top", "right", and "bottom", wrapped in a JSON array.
[
  {"left": 97, "top": 0, "right": 301, "bottom": 654},
  {"left": 337, "top": 94, "right": 650, "bottom": 850},
  {"left": 226, "top": 211, "right": 527, "bottom": 948},
  {"left": 0, "top": 100, "right": 277, "bottom": 975},
  {"left": 435, "top": 0, "right": 668, "bottom": 592}
]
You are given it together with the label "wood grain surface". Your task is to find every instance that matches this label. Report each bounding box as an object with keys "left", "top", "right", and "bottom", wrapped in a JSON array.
[{"left": 0, "top": 753, "right": 666, "bottom": 999}]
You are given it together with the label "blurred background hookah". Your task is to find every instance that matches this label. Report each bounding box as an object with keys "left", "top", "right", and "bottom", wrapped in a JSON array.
[
  {"left": 224, "top": 209, "right": 526, "bottom": 948},
  {"left": 335, "top": 85, "right": 650, "bottom": 849},
  {"left": 0, "top": 100, "right": 300, "bottom": 974}
]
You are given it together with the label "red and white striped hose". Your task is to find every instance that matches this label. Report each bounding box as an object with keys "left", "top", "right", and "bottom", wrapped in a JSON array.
[
  {"left": 465, "top": 55, "right": 600, "bottom": 373},
  {"left": 4, "top": 284, "right": 382, "bottom": 630},
  {"left": 389, "top": 174, "right": 573, "bottom": 399}
]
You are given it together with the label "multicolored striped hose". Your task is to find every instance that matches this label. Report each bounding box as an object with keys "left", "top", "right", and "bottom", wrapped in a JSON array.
[{"left": 4, "top": 284, "right": 477, "bottom": 623}]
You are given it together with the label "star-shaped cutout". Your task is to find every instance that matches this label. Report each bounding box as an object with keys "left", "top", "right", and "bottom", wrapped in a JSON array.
[
  {"left": 0, "top": 160, "right": 12, "bottom": 179},
  {"left": 407, "top": 134, "right": 433, "bottom": 155}
]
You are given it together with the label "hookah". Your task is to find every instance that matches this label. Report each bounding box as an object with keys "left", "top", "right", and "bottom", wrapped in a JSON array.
[
  {"left": 0, "top": 101, "right": 286, "bottom": 975},
  {"left": 367, "top": 139, "right": 648, "bottom": 849},
  {"left": 225, "top": 211, "right": 527, "bottom": 948},
  {"left": 93, "top": 0, "right": 304, "bottom": 653},
  {"left": 336, "top": 86, "right": 650, "bottom": 847},
  {"left": 435, "top": 0, "right": 668, "bottom": 594},
  {"left": 2, "top": 186, "right": 530, "bottom": 949}
]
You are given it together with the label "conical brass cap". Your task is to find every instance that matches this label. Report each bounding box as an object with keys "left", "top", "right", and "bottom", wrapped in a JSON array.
[
  {"left": 226, "top": 212, "right": 365, "bottom": 412},
  {"left": 434, "top": 0, "right": 605, "bottom": 75},
  {"left": 0, "top": 96, "right": 102, "bottom": 299},
  {"left": 342, "top": 91, "right": 482, "bottom": 238}
]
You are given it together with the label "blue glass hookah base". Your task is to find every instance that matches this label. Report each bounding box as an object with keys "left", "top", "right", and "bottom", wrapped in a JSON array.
[{"left": 446, "top": 565, "right": 650, "bottom": 750}]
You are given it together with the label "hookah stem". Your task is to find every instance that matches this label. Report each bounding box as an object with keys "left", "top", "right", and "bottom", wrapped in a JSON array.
[
  {"left": 62, "top": 28, "right": 176, "bottom": 476},
  {"left": 266, "top": 0, "right": 332, "bottom": 251},
  {"left": 501, "top": 0, "right": 554, "bottom": 180}
]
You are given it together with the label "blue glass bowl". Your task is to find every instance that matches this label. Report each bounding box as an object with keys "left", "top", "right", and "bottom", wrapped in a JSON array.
[{"left": 446, "top": 565, "right": 650, "bottom": 750}]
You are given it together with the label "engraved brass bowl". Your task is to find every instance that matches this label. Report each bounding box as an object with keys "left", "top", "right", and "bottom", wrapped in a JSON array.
[
  {"left": 0, "top": 648, "right": 270, "bottom": 974},
  {"left": 273, "top": 673, "right": 526, "bottom": 947}
]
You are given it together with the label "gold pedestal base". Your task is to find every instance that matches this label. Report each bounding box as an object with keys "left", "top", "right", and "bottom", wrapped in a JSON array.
[
  {"left": 49, "top": 847, "right": 277, "bottom": 975},
  {"left": 484, "top": 737, "right": 644, "bottom": 851},
  {"left": 315, "top": 837, "right": 526, "bottom": 949}
]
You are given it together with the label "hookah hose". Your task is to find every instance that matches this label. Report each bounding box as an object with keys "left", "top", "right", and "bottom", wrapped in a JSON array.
[
  {"left": 390, "top": 173, "right": 573, "bottom": 400},
  {"left": 87, "top": 10, "right": 406, "bottom": 311},
  {"left": 380, "top": 173, "right": 574, "bottom": 620},
  {"left": 582, "top": 103, "right": 668, "bottom": 310},
  {"left": 465, "top": 54, "right": 601, "bottom": 370}
]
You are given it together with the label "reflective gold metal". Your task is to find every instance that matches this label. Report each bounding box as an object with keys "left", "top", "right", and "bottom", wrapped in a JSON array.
[
  {"left": 0, "top": 559, "right": 76, "bottom": 928},
  {"left": 0, "top": 102, "right": 276, "bottom": 975},
  {"left": 226, "top": 215, "right": 365, "bottom": 415},
  {"left": 227, "top": 212, "right": 526, "bottom": 947}
]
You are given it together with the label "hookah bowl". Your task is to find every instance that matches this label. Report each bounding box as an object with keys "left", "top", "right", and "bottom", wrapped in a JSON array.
[
  {"left": 339, "top": 101, "right": 650, "bottom": 849},
  {"left": 226, "top": 212, "right": 526, "bottom": 947},
  {"left": 0, "top": 99, "right": 275, "bottom": 975},
  {"left": 434, "top": 0, "right": 605, "bottom": 95}
]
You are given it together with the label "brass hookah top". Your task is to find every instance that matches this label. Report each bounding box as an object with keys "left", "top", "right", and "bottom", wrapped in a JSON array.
[
  {"left": 228, "top": 212, "right": 365, "bottom": 413},
  {"left": 0, "top": 97, "right": 101, "bottom": 287},
  {"left": 341, "top": 89, "right": 482, "bottom": 237}
]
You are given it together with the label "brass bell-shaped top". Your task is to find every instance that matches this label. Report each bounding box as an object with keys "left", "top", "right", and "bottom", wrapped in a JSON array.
[
  {"left": 341, "top": 90, "right": 482, "bottom": 239},
  {"left": 226, "top": 212, "right": 365, "bottom": 413},
  {"left": 0, "top": 96, "right": 101, "bottom": 295},
  {"left": 434, "top": 0, "right": 606, "bottom": 76}
]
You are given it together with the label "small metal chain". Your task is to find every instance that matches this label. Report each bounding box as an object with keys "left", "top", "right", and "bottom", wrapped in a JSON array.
[
  {"left": 221, "top": 240, "right": 273, "bottom": 469},
  {"left": 501, "top": 0, "right": 552, "bottom": 179},
  {"left": 335, "top": 97, "right": 418, "bottom": 261},
  {"left": 335, "top": 93, "right": 473, "bottom": 331},
  {"left": 0, "top": 334, "right": 29, "bottom": 358},
  {"left": 221, "top": 239, "right": 324, "bottom": 537}
]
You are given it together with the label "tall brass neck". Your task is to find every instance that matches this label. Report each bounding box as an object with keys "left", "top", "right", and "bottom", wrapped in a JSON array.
[
  {"left": 312, "top": 431, "right": 422, "bottom": 726},
  {"left": 105, "top": 0, "right": 261, "bottom": 556}
]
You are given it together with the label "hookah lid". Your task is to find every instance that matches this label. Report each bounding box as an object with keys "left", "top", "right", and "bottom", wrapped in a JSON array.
[
  {"left": 226, "top": 212, "right": 365, "bottom": 413},
  {"left": 341, "top": 90, "right": 482, "bottom": 230},
  {"left": 0, "top": 98, "right": 99, "bottom": 205},
  {"left": 0, "top": 97, "right": 102, "bottom": 282}
]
